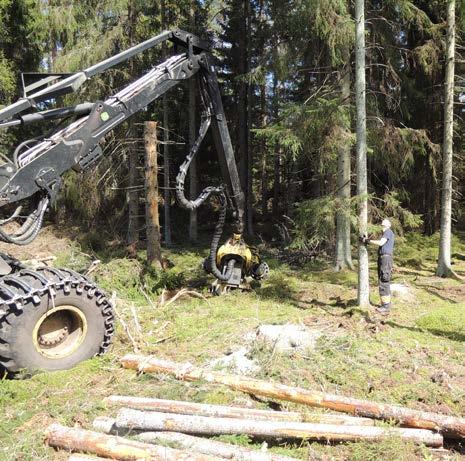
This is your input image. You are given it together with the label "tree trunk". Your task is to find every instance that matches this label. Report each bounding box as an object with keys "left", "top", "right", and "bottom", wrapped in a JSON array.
[
  {"left": 335, "top": 61, "right": 354, "bottom": 272},
  {"left": 355, "top": 0, "right": 370, "bottom": 306},
  {"left": 246, "top": 0, "right": 254, "bottom": 236},
  {"left": 436, "top": 0, "right": 456, "bottom": 277},
  {"left": 135, "top": 431, "right": 301, "bottom": 461},
  {"left": 259, "top": 84, "right": 268, "bottom": 218},
  {"left": 127, "top": 122, "right": 139, "bottom": 245},
  {"left": 103, "top": 395, "right": 374, "bottom": 425},
  {"left": 116, "top": 409, "right": 442, "bottom": 447},
  {"left": 145, "top": 121, "right": 162, "bottom": 269},
  {"left": 45, "top": 423, "right": 220, "bottom": 461},
  {"left": 161, "top": 0, "right": 171, "bottom": 246},
  {"left": 188, "top": 3, "right": 198, "bottom": 243},
  {"left": 120, "top": 354, "right": 465, "bottom": 439},
  {"left": 68, "top": 455, "right": 108, "bottom": 461}
]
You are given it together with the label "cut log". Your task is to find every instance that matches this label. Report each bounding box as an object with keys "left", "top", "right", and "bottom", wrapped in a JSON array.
[
  {"left": 120, "top": 354, "right": 465, "bottom": 439},
  {"left": 136, "top": 431, "right": 300, "bottom": 461},
  {"left": 45, "top": 423, "right": 222, "bottom": 461},
  {"left": 68, "top": 455, "right": 108, "bottom": 461},
  {"left": 115, "top": 409, "right": 443, "bottom": 447},
  {"left": 104, "top": 395, "right": 375, "bottom": 426}
]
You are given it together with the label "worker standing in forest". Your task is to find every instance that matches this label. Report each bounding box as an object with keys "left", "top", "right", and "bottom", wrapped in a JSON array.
[{"left": 361, "top": 219, "right": 395, "bottom": 315}]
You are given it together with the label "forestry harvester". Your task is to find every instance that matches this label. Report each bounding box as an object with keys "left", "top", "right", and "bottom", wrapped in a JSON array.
[{"left": 0, "top": 30, "right": 268, "bottom": 374}]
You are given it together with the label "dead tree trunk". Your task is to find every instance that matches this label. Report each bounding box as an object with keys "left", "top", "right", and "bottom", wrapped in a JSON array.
[
  {"left": 115, "top": 409, "right": 442, "bottom": 447},
  {"left": 127, "top": 122, "right": 139, "bottom": 245},
  {"left": 45, "top": 423, "right": 220, "bottom": 461},
  {"left": 104, "top": 395, "right": 374, "bottom": 425},
  {"left": 145, "top": 121, "right": 162, "bottom": 269},
  {"left": 136, "top": 431, "right": 300, "bottom": 461},
  {"left": 68, "top": 455, "right": 108, "bottom": 461},
  {"left": 120, "top": 354, "right": 465, "bottom": 439}
]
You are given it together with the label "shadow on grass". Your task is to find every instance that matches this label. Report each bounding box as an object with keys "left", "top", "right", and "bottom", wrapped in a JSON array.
[{"left": 385, "top": 320, "right": 465, "bottom": 343}]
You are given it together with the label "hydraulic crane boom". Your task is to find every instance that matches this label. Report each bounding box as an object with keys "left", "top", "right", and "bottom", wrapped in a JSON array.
[
  {"left": 0, "top": 29, "right": 268, "bottom": 375},
  {"left": 0, "top": 29, "right": 267, "bottom": 286}
]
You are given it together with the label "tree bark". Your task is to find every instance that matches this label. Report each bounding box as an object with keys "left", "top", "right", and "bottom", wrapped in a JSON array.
[
  {"left": 161, "top": 0, "right": 171, "bottom": 246},
  {"left": 355, "top": 0, "right": 370, "bottom": 305},
  {"left": 436, "top": 0, "right": 456, "bottom": 277},
  {"left": 246, "top": 0, "right": 254, "bottom": 236},
  {"left": 103, "top": 395, "right": 374, "bottom": 425},
  {"left": 115, "top": 409, "right": 442, "bottom": 447},
  {"left": 127, "top": 122, "right": 139, "bottom": 245},
  {"left": 68, "top": 455, "right": 108, "bottom": 461},
  {"left": 45, "top": 423, "right": 220, "bottom": 461},
  {"left": 145, "top": 121, "right": 162, "bottom": 269},
  {"left": 120, "top": 354, "right": 465, "bottom": 439},
  {"left": 135, "top": 431, "right": 301, "bottom": 461},
  {"left": 259, "top": 84, "right": 268, "bottom": 218},
  {"left": 335, "top": 60, "right": 354, "bottom": 272},
  {"left": 188, "top": 2, "right": 198, "bottom": 243}
]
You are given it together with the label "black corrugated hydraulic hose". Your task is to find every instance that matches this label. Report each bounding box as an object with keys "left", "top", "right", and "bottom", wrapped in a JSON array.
[{"left": 175, "top": 115, "right": 235, "bottom": 282}]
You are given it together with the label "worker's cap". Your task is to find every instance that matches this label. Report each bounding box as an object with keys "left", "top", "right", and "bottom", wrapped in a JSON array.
[{"left": 381, "top": 219, "right": 392, "bottom": 228}]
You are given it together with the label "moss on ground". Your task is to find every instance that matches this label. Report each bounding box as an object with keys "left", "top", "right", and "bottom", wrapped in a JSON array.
[{"left": 1, "top": 232, "right": 465, "bottom": 460}]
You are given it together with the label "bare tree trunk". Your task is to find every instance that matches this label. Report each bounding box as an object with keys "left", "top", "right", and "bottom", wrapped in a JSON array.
[
  {"left": 188, "top": 3, "right": 198, "bottom": 243},
  {"left": 45, "top": 423, "right": 220, "bottom": 461},
  {"left": 120, "top": 354, "right": 465, "bottom": 439},
  {"left": 126, "top": 122, "right": 139, "bottom": 245},
  {"left": 437, "top": 0, "right": 456, "bottom": 277},
  {"left": 246, "top": 0, "right": 254, "bottom": 236},
  {"left": 161, "top": 0, "right": 171, "bottom": 246},
  {"left": 335, "top": 60, "right": 354, "bottom": 272},
  {"left": 145, "top": 121, "right": 162, "bottom": 269},
  {"left": 136, "top": 431, "right": 307, "bottom": 461},
  {"left": 116, "top": 409, "right": 442, "bottom": 447},
  {"left": 103, "top": 395, "right": 374, "bottom": 425},
  {"left": 355, "top": 0, "right": 370, "bottom": 306},
  {"left": 259, "top": 84, "right": 268, "bottom": 218},
  {"left": 68, "top": 456, "right": 108, "bottom": 461}
]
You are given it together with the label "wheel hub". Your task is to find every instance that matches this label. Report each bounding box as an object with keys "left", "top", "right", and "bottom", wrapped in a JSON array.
[{"left": 32, "top": 306, "right": 88, "bottom": 359}]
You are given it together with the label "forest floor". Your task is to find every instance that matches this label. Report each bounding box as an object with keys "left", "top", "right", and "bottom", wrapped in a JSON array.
[{"left": 0, "top": 227, "right": 464, "bottom": 461}]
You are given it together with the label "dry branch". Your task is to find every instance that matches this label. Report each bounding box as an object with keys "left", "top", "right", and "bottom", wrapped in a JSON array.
[
  {"left": 159, "top": 288, "right": 208, "bottom": 308},
  {"left": 136, "top": 431, "right": 300, "bottom": 461},
  {"left": 120, "top": 354, "right": 465, "bottom": 439},
  {"left": 115, "top": 409, "right": 443, "bottom": 447},
  {"left": 45, "top": 423, "right": 221, "bottom": 461},
  {"left": 104, "top": 395, "right": 374, "bottom": 426}
]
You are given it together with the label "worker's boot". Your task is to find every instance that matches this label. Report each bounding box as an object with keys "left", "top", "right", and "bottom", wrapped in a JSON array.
[{"left": 376, "top": 303, "right": 391, "bottom": 315}]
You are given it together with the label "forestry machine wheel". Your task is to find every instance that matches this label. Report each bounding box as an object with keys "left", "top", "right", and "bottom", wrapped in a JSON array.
[{"left": 0, "top": 267, "right": 114, "bottom": 375}]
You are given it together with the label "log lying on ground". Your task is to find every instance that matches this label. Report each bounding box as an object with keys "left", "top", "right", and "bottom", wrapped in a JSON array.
[
  {"left": 104, "top": 395, "right": 374, "bottom": 426},
  {"left": 68, "top": 455, "right": 108, "bottom": 461},
  {"left": 45, "top": 423, "right": 221, "bottom": 461},
  {"left": 136, "top": 431, "right": 300, "bottom": 461},
  {"left": 120, "top": 354, "right": 465, "bottom": 439},
  {"left": 115, "top": 409, "right": 443, "bottom": 447}
]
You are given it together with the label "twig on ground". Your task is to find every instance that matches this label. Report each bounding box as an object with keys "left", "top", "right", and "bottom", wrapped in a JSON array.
[
  {"left": 85, "top": 260, "right": 101, "bottom": 276},
  {"left": 111, "top": 292, "right": 140, "bottom": 353}
]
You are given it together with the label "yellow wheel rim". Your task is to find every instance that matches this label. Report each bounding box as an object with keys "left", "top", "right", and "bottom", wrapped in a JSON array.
[{"left": 32, "top": 306, "right": 88, "bottom": 359}]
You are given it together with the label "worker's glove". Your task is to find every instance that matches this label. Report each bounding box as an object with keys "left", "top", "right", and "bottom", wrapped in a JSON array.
[{"left": 359, "top": 235, "right": 370, "bottom": 245}]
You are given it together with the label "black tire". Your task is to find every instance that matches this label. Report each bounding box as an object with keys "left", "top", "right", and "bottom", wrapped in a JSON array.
[{"left": 0, "top": 268, "right": 114, "bottom": 374}]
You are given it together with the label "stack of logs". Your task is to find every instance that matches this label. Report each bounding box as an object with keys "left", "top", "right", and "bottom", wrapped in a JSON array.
[{"left": 45, "top": 354, "right": 465, "bottom": 460}]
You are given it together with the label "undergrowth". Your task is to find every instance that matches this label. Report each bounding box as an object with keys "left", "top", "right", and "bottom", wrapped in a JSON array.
[{"left": 0, "top": 232, "right": 464, "bottom": 460}]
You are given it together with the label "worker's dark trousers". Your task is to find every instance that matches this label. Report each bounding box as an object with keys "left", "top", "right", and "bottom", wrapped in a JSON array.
[{"left": 377, "top": 254, "right": 393, "bottom": 306}]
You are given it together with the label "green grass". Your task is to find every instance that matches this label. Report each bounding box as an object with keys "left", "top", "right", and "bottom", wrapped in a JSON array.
[{"left": 1, "top": 232, "right": 465, "bottom": 460}]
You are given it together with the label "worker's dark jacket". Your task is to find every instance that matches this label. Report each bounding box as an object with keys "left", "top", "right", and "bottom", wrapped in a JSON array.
[{"left": 378, "top": 228, "right": 394, "bottom": 305}]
